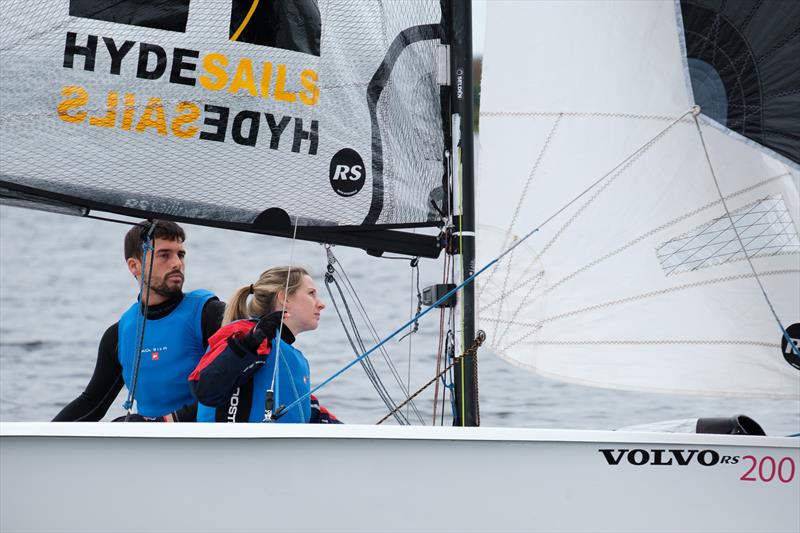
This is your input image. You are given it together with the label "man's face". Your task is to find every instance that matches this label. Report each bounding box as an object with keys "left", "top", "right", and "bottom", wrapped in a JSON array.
[{"left": 127, "top": 238, "right": 186, "bottom": 302}]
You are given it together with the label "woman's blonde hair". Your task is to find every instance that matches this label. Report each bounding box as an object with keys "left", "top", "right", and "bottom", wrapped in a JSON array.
[{"left": 222, "top": 266, "right": 310, "bottom": 325}]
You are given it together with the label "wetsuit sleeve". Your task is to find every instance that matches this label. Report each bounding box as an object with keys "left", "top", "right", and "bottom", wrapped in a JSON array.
[
  {"left": 170, "top": 402, "right": 198, "bottom": 422},
  {"left": 52, "top": 323, "right": 124, "bottom": 421},
  {"left": 201, "top": 299, "right": 226, "bottom": 348}
]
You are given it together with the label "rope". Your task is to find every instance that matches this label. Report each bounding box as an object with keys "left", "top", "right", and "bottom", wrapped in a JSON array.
[
  {"left": 324, "top": 270, "right": 411, "bottom": 425},
  {"left": 123, "top": 221, "right": 156, "bottom": 417},
  {"left": 332, "top": 252, "right": 425, "bottom": 421},
  {"left": 398, "top": 258, "right": 421, "bottom": 342},
  {"left": 441, "top": 330, "right": 456, "bottom": 425},
  {"left": 322, "top": 246, "right": 425, "bottom": 424},
  {"left": 431, "top": 253, "right": 450, "bottom": 424},
  {"left": 377, "top": 331, "right": 485, "bottom": 425},
  {"left": 404, "top": 259, "right": 417, "bottom": 421},
  {"left": 264, "top": 217, "right": 300, "bottom": 422},
  {"left": 692, "top": 111, "right": 800, "bottom": 359}
]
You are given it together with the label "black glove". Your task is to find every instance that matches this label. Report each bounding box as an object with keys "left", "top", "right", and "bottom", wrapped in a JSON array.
[
  {"left": 112, "top": 413, "right": 164, "bottom": 422},
  {"left": 238, "top": 311, "right": 285, "bottom": 352}
]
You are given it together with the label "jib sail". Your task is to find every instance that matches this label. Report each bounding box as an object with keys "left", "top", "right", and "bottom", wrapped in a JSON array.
[{"left": 477, "top": 1, "right": 799, "bottom": 397}]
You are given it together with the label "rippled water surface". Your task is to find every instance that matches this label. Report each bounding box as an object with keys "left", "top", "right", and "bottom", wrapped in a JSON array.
[{"left": 1, "top": 206, "right": 798, "bottom": 434}]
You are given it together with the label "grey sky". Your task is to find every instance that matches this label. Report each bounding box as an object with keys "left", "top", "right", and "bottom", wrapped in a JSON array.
[{"left": 473, "top": 0, "right": 486, "bottom": 56}]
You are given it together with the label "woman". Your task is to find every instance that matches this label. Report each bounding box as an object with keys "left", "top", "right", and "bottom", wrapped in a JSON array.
[{"left": 189, "top": 266, "right": 338, "bottom": 423}]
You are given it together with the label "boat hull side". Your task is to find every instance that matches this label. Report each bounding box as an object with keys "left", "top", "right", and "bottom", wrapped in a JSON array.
[{"left": 1, "top": 424, "right": 798, "bottom": 532}]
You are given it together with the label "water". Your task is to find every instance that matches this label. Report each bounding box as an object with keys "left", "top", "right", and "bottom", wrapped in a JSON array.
[{"left": 1, "top": 206, "right": 798, "bottom": 434}]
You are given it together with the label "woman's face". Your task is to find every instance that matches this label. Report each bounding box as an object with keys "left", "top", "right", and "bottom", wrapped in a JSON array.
[{"left": 281, "top": 274, "right": 325, "bottom": 334}]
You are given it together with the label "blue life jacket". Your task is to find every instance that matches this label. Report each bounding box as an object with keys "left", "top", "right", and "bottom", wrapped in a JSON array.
[
  {"left": 118, "top": 289, "right": 215, "bottom": 417},
  {"left": 196, "top": 336, "right": 311, "bottom": 423}
]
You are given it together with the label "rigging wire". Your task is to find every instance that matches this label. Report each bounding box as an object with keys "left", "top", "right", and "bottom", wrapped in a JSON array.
[
  {"left": 322, "top": 246, "right": 425, "bottom": 424},
  {"left": 278, "top": 107, "right": 700, "bottom": 417},
  {"left": 324, "top": 271, "right": 410, "bottom": 425},
  {"left": 692, "top": 110, "right": 800, "bottom": 359},
  {"left": 329, "top": 248, "right": 425, "bottom": 420},
  {"left": 398, "top": 258, "right": 422, "bottom": 342},
  {"left": 442, "top": 330, "right": 457, "bottom": 424},
  {"left": 445, "top": 254, "right": 460, "bottom": 422},
  {"left": 405, "top": 261, "right": 416, "bottom": 421},
  {"left": 123, "top": 221, "right": 156, "bottom": 418},
  {"left": 431, "top": 251, "right": 451, "bottom": 424},
  {"left": 264, "top": 217, "right": 300, "bottom": 422},
  {"left": 442, "top": 145, "right": 457, "bottom": 424}
]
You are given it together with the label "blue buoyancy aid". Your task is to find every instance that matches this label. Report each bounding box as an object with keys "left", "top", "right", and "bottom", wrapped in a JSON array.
[
  {"left": 196, "top": 335, "right": 311, "bottom": 423},
  {"left": 118, "top": 289, "right": 215, "bottom": 417}
]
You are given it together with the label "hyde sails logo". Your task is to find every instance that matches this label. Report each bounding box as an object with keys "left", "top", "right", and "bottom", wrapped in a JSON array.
[{"left": 69, "top": 0, "right": 321, "bottom": 56}]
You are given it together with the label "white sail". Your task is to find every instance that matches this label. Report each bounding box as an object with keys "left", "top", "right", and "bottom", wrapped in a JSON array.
[
  {"left": 477, "top": 0, "right": 800, "bottom": 397},
  {"left": 0, "top": 0, "right": 445, "bottom": 229}
]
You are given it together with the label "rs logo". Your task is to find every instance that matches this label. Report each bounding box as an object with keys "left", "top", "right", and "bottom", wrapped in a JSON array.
[
  {"left": 332, "top": 165, "right": 363, "bottom": 181},
  {"left": 329, "top": 148, "right": 366, "bottom": 197},
  {"left": 784, "top": 337, "right": 799, "bottom": 354},
  {"left": 781, "top": 324, "right": 800, "bottom": 371}
]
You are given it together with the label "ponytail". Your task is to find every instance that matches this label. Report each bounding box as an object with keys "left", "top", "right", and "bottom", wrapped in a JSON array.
[
  {"left": 221, "top": 284, "right": 254, "bottom": 325},
  {"left": 222, "top": 266, "right": 310, "bottom": 325}
]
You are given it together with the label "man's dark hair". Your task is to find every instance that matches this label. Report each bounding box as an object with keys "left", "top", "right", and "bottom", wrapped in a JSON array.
[{"left": 124, "top": 220, "right": 186, "bottom": 260}]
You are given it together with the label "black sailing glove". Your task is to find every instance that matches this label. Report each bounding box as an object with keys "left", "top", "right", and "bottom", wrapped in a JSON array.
[
  {"left": 112, "top": 414, "right": 165, "bottom": 422},
  {"left": 237, "top": 311, "right": 285, "bottom": 353},
  {"left": 194, "top": 311, "right": 287, "bottom": 408}
]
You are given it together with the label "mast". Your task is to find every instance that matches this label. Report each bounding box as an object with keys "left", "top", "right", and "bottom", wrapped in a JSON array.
[{"left": 448, "top": 0, "right": 479, "bottom": 426}]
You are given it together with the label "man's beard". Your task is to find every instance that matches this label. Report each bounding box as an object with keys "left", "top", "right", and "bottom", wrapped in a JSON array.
[{"left": 148, "top": 272, "right": 183, "bottom": 299}]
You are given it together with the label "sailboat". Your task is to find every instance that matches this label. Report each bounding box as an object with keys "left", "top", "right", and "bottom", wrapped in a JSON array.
[{"left": 1, "top": 1, "right": 798, "bottom": 532}]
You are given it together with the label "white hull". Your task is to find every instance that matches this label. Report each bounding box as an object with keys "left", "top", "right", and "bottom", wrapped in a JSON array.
[{"left": 2, "top": 423, "right": 798, "bottom": 532}]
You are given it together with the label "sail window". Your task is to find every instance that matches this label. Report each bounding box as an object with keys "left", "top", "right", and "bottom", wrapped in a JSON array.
[{"left": 657, "top": 195, "right": 800, "bottom": 275}]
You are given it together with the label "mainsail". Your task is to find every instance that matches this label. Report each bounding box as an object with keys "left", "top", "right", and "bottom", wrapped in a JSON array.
[
  {"left": 477, "top": 1, "right": 800, "bottom": 397},
  {"left": 0, "top": 0, "right": 448, "bottom": 255}
]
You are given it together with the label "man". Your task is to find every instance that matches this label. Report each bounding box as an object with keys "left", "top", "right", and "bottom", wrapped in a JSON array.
[{"left": 53, "top": 220, "right": 225, "bottom": 422}]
